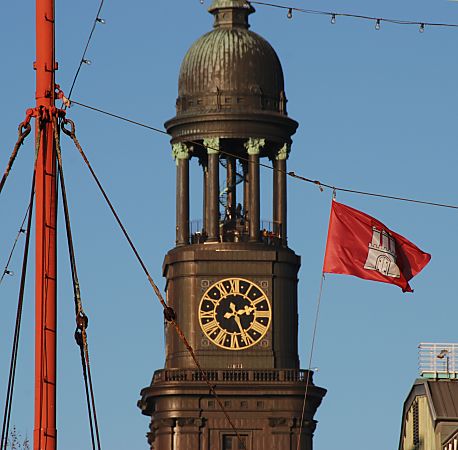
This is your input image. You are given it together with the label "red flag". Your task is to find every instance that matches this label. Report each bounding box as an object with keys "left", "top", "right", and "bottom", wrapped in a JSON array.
[{"left": 323, "top": 200, "right": 431, "bottom": 292}]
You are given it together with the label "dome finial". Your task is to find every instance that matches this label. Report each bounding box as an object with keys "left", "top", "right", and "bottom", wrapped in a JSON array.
[{"left": 209, "top": 0, "right": 255, "bottom": 29}]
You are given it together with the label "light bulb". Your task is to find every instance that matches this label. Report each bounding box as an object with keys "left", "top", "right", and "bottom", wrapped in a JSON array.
[
  {"left": 96, "top": 17, "right": 106, "bottom": 24},
  {"left": 375, "top": 19, "right": 381, "bottom": 30},
  {"left": 82, "top": 59, "right": 92, "bottom": 65},
  {"left": 287, "top": 8, "right": 293, "bottom": 19},
  {"left": 200, "top": 0, "right": 204, "bottom": 4},
  {"left": 419, "top": 23, "right": 425, "bottom": 33},
  {"left": 331, "top": 14, "right": 336, "bottom": 24}
]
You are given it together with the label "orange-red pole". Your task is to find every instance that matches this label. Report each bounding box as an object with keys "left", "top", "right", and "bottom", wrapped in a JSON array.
[{"left": 34, "top": 0, "right": 57, "bottom": 449}]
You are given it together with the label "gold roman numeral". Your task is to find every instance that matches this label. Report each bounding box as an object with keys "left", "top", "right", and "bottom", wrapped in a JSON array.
[
  {"left": 202, "top": 320, "right": 219, "bottom": 335},
  {"left": 252, "top": 295, "right": 267, "bottom": 306},
  {"left": 215, "top": 282, "right": 228, "bottom": 297},
  {"left": 214, "top": 329, "right": 227, "bottom": 346},
  {"left": 244, "top": 284, "right": 253, "bottom": 298},
  {"left": 200, "top": 310, "right": 215, "bottom": 319},
  {"left": 250, "top": 320, "right": 268, "bottom": 335},
  {"left": 202, "top": 295, "right": 219, "bottom": 305},
  {"left": 242, "top": 333, "right": 255, "bottom": 346},
  {"left": 228, "top": 279, "right": 240, "bottom": 294},
  {"left": 255, "top": 310, "right": 270, "bottom": 319},
  {"left": 230, "top": 334, "right": 240, "bottom": 349}
]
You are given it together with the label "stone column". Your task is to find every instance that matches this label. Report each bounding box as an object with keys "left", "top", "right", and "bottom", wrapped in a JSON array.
[
  {"left": 199, "top": 154, "right": 208, "bottom": 236},
  {"left": 204, "top": 138, "right": 220, "bottom": 242},
  {"left": 245, "top": 138, "right": 265, "bottom": 242},
  {"left": 154, "top": 418, "right": 176, "bottom": 450},
  {"left": 175, "top": 417, "right": 204, "bottom": 449},
  {"left": 241, "top": 160, "right": 249, "bottom": 233},
  {"left": 226, "top": 155, "right": 236, "bottom": 222},
  {"left": 173, "top": 143, "right": 190, "bottom": 246},
  {"left": 291, "top": 418, "right": 317, "bottom": 450},
  {"left": 273, "top": 143, "right": 290, "bottom": 245},
  {"left": 269, "top": 417, "right": 295, "bottom": 450}
]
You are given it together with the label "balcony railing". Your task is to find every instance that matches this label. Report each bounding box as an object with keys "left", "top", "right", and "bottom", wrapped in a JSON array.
[
  {"left": 152, "top": 368, "right": 312, "bottom": 384},
  {"left": 443, "top": 431, "right": 458, "bottom": 450},
  {"left": 190, "top": 218, "right": 284, "bottom": 245},
  {"left": 419, "top": 343, "right": 458, "bottom": 378}
]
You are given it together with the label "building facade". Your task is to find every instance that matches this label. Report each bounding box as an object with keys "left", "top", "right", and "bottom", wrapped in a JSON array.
[
  {"left": 399, "top": 344, "right": 458, "bottom": 450},
  {"left": 138, "top": 2, "right": 326, "bottom": 449}
]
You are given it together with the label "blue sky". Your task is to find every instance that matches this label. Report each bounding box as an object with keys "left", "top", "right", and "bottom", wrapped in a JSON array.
[{"left": 1, "top": 1, "right": 458, "bottom": 449}]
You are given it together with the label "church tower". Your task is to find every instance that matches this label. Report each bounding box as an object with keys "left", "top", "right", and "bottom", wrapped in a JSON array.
[{"left": 139, "top": 1, "right": 326, "bottom": 448}]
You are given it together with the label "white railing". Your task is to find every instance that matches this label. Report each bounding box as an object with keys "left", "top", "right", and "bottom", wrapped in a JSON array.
[
  {"left": 442, "top": 431, "right": 458, "bottom": 450},
  {"left": 152, "top": 368, "right": 312, "bottom": 384},
  {"left": 419, "top": 342, "right": 458, "bottom": 378}
]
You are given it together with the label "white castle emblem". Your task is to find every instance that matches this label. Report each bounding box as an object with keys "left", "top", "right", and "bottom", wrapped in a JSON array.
[{"left": 364, "top": 227, "right": 400, "bottom": 278}]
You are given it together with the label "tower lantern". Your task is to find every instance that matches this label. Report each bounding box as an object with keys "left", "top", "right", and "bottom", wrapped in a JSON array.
[{"left": 139, "top": 1, "right": 326, "bottom": 448}]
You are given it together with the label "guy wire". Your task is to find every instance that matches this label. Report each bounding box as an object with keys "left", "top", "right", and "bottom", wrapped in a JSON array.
[
  {"left": 70, "top": 100, "right": 458, "bottom": 210},
  {"left": 60, "top": 118, "right": 248, "bottom": 450}
]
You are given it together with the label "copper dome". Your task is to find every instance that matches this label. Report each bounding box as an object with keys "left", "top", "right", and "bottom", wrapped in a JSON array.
[{"left": 166, "top": 0, "right": 298, "bottom": 144}]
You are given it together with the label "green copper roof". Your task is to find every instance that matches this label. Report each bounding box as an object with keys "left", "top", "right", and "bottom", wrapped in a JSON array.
[
  {"left": 178, "top": 27, "right": 284, "bottom": 99},
  {"left": 165, "top": 0, "right": 298, "bottom": 143}
]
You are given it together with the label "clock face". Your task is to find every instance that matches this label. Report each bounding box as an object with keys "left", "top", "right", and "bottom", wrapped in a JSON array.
[{"left": 198, "top": 278, "right": 271, "bottom": 351}]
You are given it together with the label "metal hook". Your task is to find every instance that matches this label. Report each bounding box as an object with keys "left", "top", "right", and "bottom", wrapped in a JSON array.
[{"left": 61, "top": 118, "right": 76, "bottom": 137}]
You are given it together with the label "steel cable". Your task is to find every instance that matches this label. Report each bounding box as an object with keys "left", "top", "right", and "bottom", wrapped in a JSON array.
[
  {"left": 70, "top": 100, "right": 458, "bottom": 211},
  {"left": 248, "top": 1, "right": 458, "bottom": 29},
  {"left": 66, "top": 0, "right": 106, "bottom": 104},
  {"left": 0, "top": 122, "right": 31, "bottom": 197},
  {"left": 53, "top": 118, "right": 102, "bottom": 450},
  {"left": 296, "top": 273, "right": 325, "bottom": 450},
  {"left": 0, "top": 170, "right": 35, "bottom": 450},
  {"left": 0, "top": 208, "right": 29, "bottom": 287},
  {"left": 60, "top": 117, "right": 248, "bottom": 450}
]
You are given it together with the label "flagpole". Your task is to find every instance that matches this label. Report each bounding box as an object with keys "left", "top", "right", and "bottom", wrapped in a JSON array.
[{"left": 296, "top": 272, "right": 326, "bottom": 450}]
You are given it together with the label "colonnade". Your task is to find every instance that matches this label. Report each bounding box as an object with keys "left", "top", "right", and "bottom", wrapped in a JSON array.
[{"left": 172, "top": 138, "right": 290, "bottom": 247}]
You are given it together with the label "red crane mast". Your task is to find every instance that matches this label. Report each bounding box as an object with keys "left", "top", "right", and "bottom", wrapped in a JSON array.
[{"left": 34, "top": 0, "right": 57, "bottom": 449}]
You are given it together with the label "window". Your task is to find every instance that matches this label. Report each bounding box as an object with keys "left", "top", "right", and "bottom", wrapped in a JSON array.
[
  {"left": 222, "top": 434, "right": 249, "bottom": 450},
  {"left": 223, "top": 435, "right": 235, "bottom": 450}
]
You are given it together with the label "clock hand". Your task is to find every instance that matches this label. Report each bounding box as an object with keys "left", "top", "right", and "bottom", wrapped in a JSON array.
[
  {"left": 233, "top": 314, "right": 248, "bottom": 342},
  {"left": 237, "top": 305, "right": 256, "bottom": 316},
  {"left": 224, "top": 302, "right": 237, "bottom": 319}
]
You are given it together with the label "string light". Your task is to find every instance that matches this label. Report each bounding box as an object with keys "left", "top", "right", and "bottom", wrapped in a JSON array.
[
  {"left": 248, "top": 1, "right": 458, "bottom": 31},
  {"left": 200, "top": 0, "right": 204, "bottom": 4},
  {"left": 420, "top": 23, "right": 425, "bottom": 33},
  {"left": 65, "top": 0, "right": 105, "bottom": 103},
  {"left": 287, "top": 8, "right": 293, "bottom": 19},
  {"left": 0, "top": 206, "right": 30, "bottom": 287},
  {"left": 375, "top": 18, "right": 381, "bottom": 30}
]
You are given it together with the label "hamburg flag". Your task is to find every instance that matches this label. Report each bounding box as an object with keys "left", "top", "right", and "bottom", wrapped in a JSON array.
[{"left": 323, "top": 200, "right": 431, "bottom": 292}]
